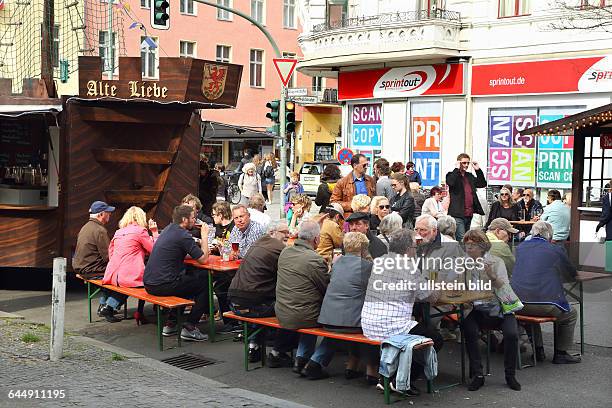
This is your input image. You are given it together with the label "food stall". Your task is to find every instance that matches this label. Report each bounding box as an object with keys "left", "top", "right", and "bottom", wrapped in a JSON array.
[{"left": 0, "top": 56, "right": 242, "bottom": 270}]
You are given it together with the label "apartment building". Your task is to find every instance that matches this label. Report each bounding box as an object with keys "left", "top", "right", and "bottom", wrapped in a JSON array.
[{"left": 297, "top": 0, "right": 612, "bottom": 195}]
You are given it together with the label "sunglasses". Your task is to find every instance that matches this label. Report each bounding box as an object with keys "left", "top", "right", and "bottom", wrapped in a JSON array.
[
  {"left": 460, "top": 161, "right": 470, "bottom": 165},
  {"left": 522, "top": 194, "right": 532, "bottom": 197},
  {"left": 379, "top": 205, "right": 390, "bottom": 210},
  {"left": 500, "top": 193, "right": 510, "bottom": 196}
]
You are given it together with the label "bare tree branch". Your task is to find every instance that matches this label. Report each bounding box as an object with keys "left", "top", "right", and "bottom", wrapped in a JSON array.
[{"left": 549, "top": 0, "right": 612, "bottom": 32}]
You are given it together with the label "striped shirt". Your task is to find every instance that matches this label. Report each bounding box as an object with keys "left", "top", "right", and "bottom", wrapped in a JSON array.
[{"left": 229, "top": 221, "right": 266, "bottom": 259}]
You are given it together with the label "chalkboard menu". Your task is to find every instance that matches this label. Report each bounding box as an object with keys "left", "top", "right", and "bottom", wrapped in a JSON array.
[
  {"left": 0, "top": 121, "right": 30, "bottom": 145},
  {"left": 0, "top": 119, "right": 41, "bottom": 167}
]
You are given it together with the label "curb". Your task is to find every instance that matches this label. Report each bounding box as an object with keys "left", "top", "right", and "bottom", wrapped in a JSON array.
[
  {"left": 0, "top": 311, "right": 24, "bottom": 319},
  {"left": 71, "top": 334, "right": 312, "bottom": 408}
]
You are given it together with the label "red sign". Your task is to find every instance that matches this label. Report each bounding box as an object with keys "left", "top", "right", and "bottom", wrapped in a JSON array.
[
  {"left": 273, "top": 58, "right": 298, "bottom": 87},
  {"left": 337, "top": 148, "right": 354, "bottom": 165},
  {"left": 471, "top": 56, "right": 612, "bottom": 96},
  {"left": 602, "top": 134, "right": 612, "bottom": 149},
  {"left": 338, "top": 64, "right": 464, "bottom": 100}
]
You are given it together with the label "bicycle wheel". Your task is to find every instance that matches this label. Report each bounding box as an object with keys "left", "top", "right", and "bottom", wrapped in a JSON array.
[{"left": 228, "top": 185, "right": 241, "bottom": 204}]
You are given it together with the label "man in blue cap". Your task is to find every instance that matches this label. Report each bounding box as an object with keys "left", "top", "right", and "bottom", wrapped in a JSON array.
[{"left": 73, "top": 200, "right": 120, "bottom": 322}]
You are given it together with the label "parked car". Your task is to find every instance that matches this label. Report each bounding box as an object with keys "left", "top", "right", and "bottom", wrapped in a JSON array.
[{"left": 299, "top": 160, "right": 352, "bottom": 196}]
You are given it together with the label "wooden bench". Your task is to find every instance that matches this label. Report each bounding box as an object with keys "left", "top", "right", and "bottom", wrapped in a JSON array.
[
  {"left": 224, "top": 311, "right": 434, "bottom": 404},
  {"left": 76, "top": 275, "right": 194, "bottom": 351},
  {"left": 515, "top": 314, "right": 558, "bottom": 369}
]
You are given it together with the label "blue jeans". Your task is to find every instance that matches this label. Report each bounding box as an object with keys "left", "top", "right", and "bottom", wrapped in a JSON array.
[
  {"left": 296, "top": 334, "right": 336, "bottom": 367},
  {"left": 454, "top": 216, "right": 472, "bottom": 241}
]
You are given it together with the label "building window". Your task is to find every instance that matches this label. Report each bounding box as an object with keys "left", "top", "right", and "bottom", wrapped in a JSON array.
[
  {"left": 216, "top": 45, "right": 231, "bottom": 63},
  {"left": 283, "top": 0, "right": 296, "bottom": 28},
  {"left": 180, "top": 41, "right": 196, "bottom": 57},
  {"left": 312, "top": 76, "right": 323, "bottom": 92},
  {"left": 327, "top": 0, "right": 347, "bottom": 26},
  {"left": 141, "top": 0, "right": 151, "bottom": 8},
  {"left": 249, "top": 49, "right": 263, "bottom": 87},
  {"left": 498, "top": 0, "right": 530, "bottom": 17},
  {"left": 251, "top": 0, "right": 264, "bottom": 24},
  {"left": 282, "top": 52, "right": 296, "bottom": 88},
  {"left": 217, "top": 0, "right": 232, "bottom": 20},
  {"left": 180, "top": 0, "right": 196, "bottom": 15},
  {"left": 141, "top": 36, "right": 158, "bottom": 79},
  {"left": 99, "top": 30, "right": 117, "bottom": 74}
]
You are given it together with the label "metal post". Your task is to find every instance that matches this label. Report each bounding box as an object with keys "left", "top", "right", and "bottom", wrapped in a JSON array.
[
  {"left": 279, "top": 87, "right": 287, "bottom": 215},
  {"left": 107, "top": 0, "right": 113, "bottom": 80},
  {"left": 50, "top": 257, "right": 66, "bottom": 361}
]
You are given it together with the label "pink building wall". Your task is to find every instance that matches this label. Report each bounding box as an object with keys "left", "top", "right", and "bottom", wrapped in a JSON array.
[{"left": 122, "top": 0, "right": 310, "bottom": 128}]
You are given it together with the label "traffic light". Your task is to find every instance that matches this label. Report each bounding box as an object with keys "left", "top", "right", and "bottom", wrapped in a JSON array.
[
  {"left": 151, "top": 0, "right": 170, "bottom": 30},
  {"left": 266, "top": 100, "right": 280, "bottom": 123},
  {"left": 285, "top": 100, "right": 295, "bottom": 134}
]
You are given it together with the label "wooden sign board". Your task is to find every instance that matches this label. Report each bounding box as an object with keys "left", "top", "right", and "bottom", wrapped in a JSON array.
[
  {"left": 78, "top": 56, "right": 242, "bottom": 108},
  {"left": 601, "top": 133, "right": 612, "bottom": 149}
]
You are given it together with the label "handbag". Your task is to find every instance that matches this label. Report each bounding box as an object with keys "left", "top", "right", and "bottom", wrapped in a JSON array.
[{"left": 494, "top": 282, "right": 524, "bottom": 315}]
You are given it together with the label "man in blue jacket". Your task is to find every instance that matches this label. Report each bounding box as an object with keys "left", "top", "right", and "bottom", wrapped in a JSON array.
[{"left": 511, "top": 221, "right": 580, "bottom": 364}]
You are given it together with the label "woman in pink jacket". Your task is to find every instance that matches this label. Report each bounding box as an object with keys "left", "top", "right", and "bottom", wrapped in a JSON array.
[{"left": 103, "top": 206, "right": 158, "bottom": 325}]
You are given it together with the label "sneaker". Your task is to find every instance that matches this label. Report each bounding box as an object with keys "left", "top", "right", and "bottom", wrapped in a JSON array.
[
  {"left": 375, "top": 378, "right": 419, "bottom": 396},
  {"left": 505, "top": 376, "right": 521, "bottom": 391},
  {"left": 218, "top": 322, "right": 242, "bottom": 334},
  {"left": 162, "top": 322, "right": 178, "bottom": 337},
  {"left": 468, "top": 375, "right": 485, "bottom": 391},
  {"left": 552, "top": 352, "right": 581, "bottom": 364},
  {"left": 180, "top": 327, "right": 208, "bottom": 342},
  {"left": 293, "top": 356, "right": 308, "bottom": 375},
  {"left": 248, "top": 347, "right": 262, "bottom": 363},
  {"left": 301, "top": 360, "right": 329, "bottom": 380},
  {"left": 97, "top": 304, "right": 105, "bottom": 317},
  {"left": 99, "top": 306, "right": 121, "bottom": 323},
  {"left": 267, "top": 352, "right": 293, "bottom": 368}
]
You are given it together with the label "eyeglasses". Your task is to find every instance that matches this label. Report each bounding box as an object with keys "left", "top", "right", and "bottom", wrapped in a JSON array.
[
  {"left": 500, "top": 193, "right": 509, "bottom": 196},
  {"left": 379, "top": 205, "right": 390, "bottom": 210},
  {"left": 522, "top": 194, "right": 532, "bottom": 197},
  {"left": 362, "top": 163, "right": 369, "bottom": 167}
]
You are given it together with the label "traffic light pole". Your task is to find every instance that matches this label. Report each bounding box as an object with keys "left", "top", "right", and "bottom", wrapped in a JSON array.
[{"left": 194, "top": 0, "right": 288, "bottom": 215}]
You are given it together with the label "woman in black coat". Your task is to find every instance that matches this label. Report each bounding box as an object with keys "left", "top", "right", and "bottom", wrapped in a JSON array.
[
  {"left": 389, "top": 173, "right": 415, "bottom": 228},
  {"left": 315, "top": 164, "right": 341, "bottom": 213},
  {"left": 485, "top": 187, "right": 520, "bottom": 230}
]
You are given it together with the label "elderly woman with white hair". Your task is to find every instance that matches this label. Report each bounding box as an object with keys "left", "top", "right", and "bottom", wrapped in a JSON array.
[
  {"left": 369, "top": 195, "right": 391, "bottom": 232},
  {"left": 377, "top": 212, "right": 403, "bottom": 248},
  {"left": 238, "top": 162, "right": 262, "bottom": 205},
  {"left": 437, "top": 215, "right": 457, "bottom": 241}
]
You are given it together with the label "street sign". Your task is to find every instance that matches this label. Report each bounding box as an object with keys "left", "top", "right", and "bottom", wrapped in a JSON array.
[
  {"left": 287, "top": 87, "right": 307, "bottom": 97},
  {"left": 337, "top": 148, "right": 354, "bottom": 165},
  {"left": 601, "top": 133, "right": 612, "bottom": 149},
  {"left": 291, "top": 96, "right": 318, "bottom": 104},
  {"left": 273, "top": 58, "right": 298, "bottom": 87}
]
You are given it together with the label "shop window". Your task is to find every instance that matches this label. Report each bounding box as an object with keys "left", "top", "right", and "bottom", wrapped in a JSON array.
[
  {"left": 314, "top": 143, "right": 334, "bottom": 161},
  {"left": 348, "top": 103, "right": 382, "bottom": 176},
  {"left": 498, "top": 0, "right": 530, "bottom": 18},
  {"left": 410, "top": 101, "right": 442, "bottom": 188},
  {"left": 582, "top": 135, "right": 612, "bottom": 206}
]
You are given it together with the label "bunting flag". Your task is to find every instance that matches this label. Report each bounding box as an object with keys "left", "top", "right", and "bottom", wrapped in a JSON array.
[
  {"left": 141, "top": 37, "right": 157, "bottom": 49},
  {"left": 122, "top": 3, "right": 131, "bottom": 12},
  {"left": 128, "top": 22, "right": 139, "bottom": 29},
  {"left": 0, "top": 0, "right": 5, "bottom": 11}
]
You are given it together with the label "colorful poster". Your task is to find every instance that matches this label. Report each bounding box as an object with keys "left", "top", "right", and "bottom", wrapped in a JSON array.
[
  {"left": 488, "top": 114, "right": 536, "bottom": 185},
  {"left": 412, "top": 115, "right": 441, "bottom": 188},
  {"left": 350, "top": 103, "right": 382, "bottom": 149},
  {"left": 537, "top": 114, "right": 574, "bottom": 188}
]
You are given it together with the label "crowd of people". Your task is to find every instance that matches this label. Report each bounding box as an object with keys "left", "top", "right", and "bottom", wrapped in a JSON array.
[{"left": 71, "top": 150, "right": 612, "bottom": 398}]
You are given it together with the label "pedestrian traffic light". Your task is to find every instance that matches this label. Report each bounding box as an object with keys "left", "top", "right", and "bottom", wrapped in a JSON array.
[
  {"left": 266, "top": 100, "right": 280, "bottom": 123},
  {"left": 151, "top": 0, "right": 170, "bottom": 30},
  {"left": 285, "top": 100, "right": 295, "bottom": 134}
]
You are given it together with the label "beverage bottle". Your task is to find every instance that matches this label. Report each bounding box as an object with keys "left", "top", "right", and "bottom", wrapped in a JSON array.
[{"left": 222, "top": 241, "right": 231, "bottom": 262}]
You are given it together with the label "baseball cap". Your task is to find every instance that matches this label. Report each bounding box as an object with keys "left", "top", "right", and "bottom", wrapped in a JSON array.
[
  {"left": 89, "top": 201, "right": 116, "bottom": 214},
  {"left": 488, "top": 218, "right": 519, "bottom": 234},
  {"left": 346, "top": 211, "right": 370, "bottom": 222},
  {"left": 326, "top": 203, "right": 345, "bottom": 219}
]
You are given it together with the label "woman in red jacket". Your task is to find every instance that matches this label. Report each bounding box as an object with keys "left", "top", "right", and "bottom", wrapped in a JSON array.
[{"left": 103, "top": 206, "right": 159, "bottom": 324}]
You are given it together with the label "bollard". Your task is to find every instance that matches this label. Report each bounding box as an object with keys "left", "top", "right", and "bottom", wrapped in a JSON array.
[{"left": 50, "top": 257, "right": 67, "bottom": 361}]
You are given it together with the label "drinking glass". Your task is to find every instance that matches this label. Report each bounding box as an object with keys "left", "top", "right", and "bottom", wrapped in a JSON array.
[{"left": 231, "top": 242, "right": 239, "bottom": 253}]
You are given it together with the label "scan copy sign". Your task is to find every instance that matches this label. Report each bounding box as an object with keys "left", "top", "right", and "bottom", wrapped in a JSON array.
[
  {"left": 537, "top": 114, "right": 574, "bottom": 188},
  {"left": 350, "top": 103, "right": 382, "bottom": 149},
  {"left": 488, "top": 115, "right": 537, "bottom": 185},
  {"left": 412, "top": 116, "right": 441, "bottom": 188}
]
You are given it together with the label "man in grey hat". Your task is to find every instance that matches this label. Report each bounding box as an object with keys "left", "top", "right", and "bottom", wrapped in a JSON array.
[
  {"left": 346, "top": 212, "right": 387, "bottom": 259},
  {"left": 73, "top": 201, "right": 120, "bottom": 322},
  {"left": 486, "top": 218, "right": 518, "bottom": 277}
]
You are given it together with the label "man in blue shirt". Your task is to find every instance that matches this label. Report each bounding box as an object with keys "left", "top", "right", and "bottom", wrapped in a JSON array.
[
  {"left": 538, "top": 189, "right": 570, "bottom": 242},
  {"left": 330, "top": 154, "right": 375, "bottom": 213}
]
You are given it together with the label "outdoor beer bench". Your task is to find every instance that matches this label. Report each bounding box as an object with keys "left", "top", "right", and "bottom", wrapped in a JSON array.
[
  {"left": 224, "top": 311, "right": 434, "bottom": 404},
  {"left": 515, "top": 314, "right": 558, "bottom": 369},
  {"left": 76, "top": 275, "right": 194, "bottom": 351}
]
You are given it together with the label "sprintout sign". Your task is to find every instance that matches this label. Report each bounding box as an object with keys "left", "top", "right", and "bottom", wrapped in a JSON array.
[
  {"left": 351, "top": 104, "right": 382, "bottom": 148},
  {"left": 339, "top": 64, "right": 464, "bottom": 100}
]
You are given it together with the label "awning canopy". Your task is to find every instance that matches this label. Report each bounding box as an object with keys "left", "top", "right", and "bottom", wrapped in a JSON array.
[
  {"left": 201, "top": 121, "right": 280, "bottom": 141},
  {"left": 522, "top": 103, "right": 612, "bottom": 136},
  {"left": 0, "top": 96, "right": 62, "bottom": 115}
]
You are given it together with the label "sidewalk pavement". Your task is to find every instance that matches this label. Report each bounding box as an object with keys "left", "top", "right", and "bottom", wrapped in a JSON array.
[{"left": 0, "top": 317, "right": 311, "bottom": 408}]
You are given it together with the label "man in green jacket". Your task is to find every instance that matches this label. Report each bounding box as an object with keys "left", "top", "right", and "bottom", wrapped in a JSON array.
[
  {"left": 486, "top": 218, "right": 518, "bottom": 277},
  {"left": 275, "top": 219, "right": 333, "bottom": 380}
]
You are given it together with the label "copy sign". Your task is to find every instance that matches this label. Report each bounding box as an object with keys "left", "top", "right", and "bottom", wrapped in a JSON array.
[
  {"left": 488, "top": 115, "right": 536, "bottom": 185},
  {"left": 351, "top": 103, "right": 382, "bottom": 148},
  {"left": 537, "top": 114, "right": 574, "bottom": 188}
]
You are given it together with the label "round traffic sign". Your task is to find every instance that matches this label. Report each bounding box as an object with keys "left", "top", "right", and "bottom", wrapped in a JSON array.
[{"left": 337, "top": 148, "right": 354, "bottom": 165}]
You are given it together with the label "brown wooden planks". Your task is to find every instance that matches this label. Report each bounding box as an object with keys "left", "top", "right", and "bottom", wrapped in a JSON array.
[{"left": 93, "top": 148, "right": 175, "bottom": 164}]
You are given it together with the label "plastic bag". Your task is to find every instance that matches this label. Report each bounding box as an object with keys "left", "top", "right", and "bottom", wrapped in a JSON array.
[
  {"left": 596, "top": 227, "right": 606, "bottom": 244},
  {"left": 494, "top": 282, "right": 524, "bottom": 314}
]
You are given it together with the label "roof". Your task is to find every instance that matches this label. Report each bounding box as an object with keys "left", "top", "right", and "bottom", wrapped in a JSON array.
[
  {"left": 202, "top": 121, "right": 280, "bottom": 141},
  {"left": 0, "top": 96, "right": 62, "bottom": 115},
  {"left": 522, "top": 103, "right": 612, "bottom": 136}
]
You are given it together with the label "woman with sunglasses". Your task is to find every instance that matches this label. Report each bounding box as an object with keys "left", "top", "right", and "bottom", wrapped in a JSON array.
[
  {"left": 389, "top": 173, "right": 416, "bottom": 228},
  {"left": 369, "top": 196, "right": 390, "bottom": 231},
  {"left": 484, "top": 187, "right": 520, "bottom": 230}
]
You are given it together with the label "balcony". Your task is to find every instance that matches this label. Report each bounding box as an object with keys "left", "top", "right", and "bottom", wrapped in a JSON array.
[
  {"left": 287, "top": 87, "right": 339, "bottom": 106},
  {"left": 298, "top": 10, "right": 463, "bottom": 75}
]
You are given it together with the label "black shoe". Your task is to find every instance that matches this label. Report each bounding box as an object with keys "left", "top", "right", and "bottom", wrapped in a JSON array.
[
  {"left": 535, "top": 347, "right": 546, "bottom": 362},
  {"left": 248, "top": 347, "right": 261, "bottom": 363},
  {"left": 267, "top": 352, "right": 293, "bottom": 368},
  {"left": 293, "top": 356, "right": 308, "bottom": 375},
  {"left": 99, "top": 306, "right": 121, "bottom": 323},
  {"left": 97, "top": 304, "right": 104, "bottom": 317},
  {"left": 218, "top": 323, "right": 241, "bottom": 334},
  {"left": 301, "top": 360, "right": 329, "bottom": 380},
  {"left": 345, "top": 369, "right": 362, "bottom": 380},
  {"left": 468, "top": 376, "right": 485, "bottom": 391},
  {"left": 403, "top": 384, "right": 420, "bottom": 397},
  {"left": 552, "top": 352, "right": 581, "bottom": 364},
  {"left": 505, "top": 376, "right": 521, "bottom": 391}
]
